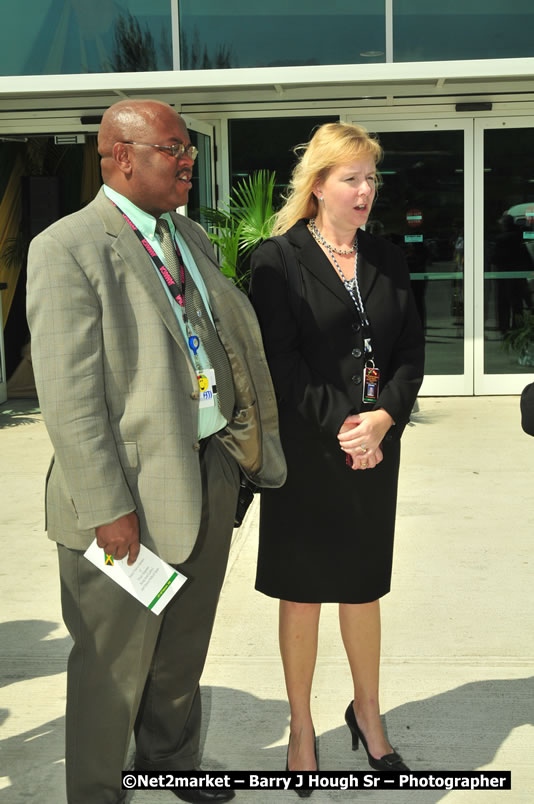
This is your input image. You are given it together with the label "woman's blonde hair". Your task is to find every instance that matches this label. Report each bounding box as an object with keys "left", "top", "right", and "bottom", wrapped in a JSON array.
[{"left": 272, "top": 122, "right": 382, "bottom": 236}]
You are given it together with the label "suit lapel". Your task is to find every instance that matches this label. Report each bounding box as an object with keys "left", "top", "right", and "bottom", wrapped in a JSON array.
[
  {"left": 287, "top": 221, "right": 353, "bottom": 312},
  {"left": 288, "top": 221, "right": 379, "bottom": 310},
  {"left": 93, "top": 190, "right": 188, "bottom": 354}
]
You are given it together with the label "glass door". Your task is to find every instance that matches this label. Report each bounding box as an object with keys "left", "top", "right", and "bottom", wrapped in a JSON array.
[
  {"left": 181, "top": 116, "right": 216, "bottom": 228},
  {"left": 474, "top": 118, "right": 534, "bottom": 394},
  {"left": 345, "top": 117, "right": 474, "bottom": 395}
]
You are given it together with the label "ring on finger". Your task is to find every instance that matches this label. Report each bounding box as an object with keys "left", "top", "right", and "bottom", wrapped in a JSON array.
[
  {"left": 360, "top": 443, "right": 367, "bottom": 453},
  {"left": 361, "top": 461, "right": 368, "bottom": 468}
]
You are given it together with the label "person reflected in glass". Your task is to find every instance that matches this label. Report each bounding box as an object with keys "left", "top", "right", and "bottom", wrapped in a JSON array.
[
  {"left": 249, "top": 123, "right": 425, "bottom": 786},
  {"left": 403, "top": 238, "right": 430, "bottom": 333},
  {"left": 492, "top": 213, "right": 532, "bottom": 335}
]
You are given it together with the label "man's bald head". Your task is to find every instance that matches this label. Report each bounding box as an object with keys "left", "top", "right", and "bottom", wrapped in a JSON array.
[
  {"left": 98, "top": 100, "right": 176, "bottom": 172},
  {"left": 97, "top": 99, "right": 194, "bottom": 217}
]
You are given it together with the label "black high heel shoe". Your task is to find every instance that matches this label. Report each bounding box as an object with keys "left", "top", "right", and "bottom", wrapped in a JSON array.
[
  {"left": 345, "top": 701, "right": 409, "bottom": 771},
  {"left": 286, "top": 730, "right": 318, "bottom": 798}
]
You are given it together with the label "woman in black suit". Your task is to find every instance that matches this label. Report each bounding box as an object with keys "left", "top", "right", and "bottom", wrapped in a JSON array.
[
  {"left": 250, "top": 122, "right": 424, "bottom": 785},
  {"left": 521, "top": 382, "right": 534, "bottom": 435}
]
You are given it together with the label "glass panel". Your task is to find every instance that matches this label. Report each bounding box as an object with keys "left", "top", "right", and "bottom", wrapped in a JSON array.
[
  {"left": 394, "top": 0, "right": 534, "bottom": 62},
  {"left": 483, "top": 128, "right": 534, "bottom": 374},
  {"left": 187, "top": 130, "right": 212, "bottom": 227},
  {"left": 0, "top": 0, "right": 172, "bottom": 76},
  {"left": 179, "top": 1, "right": 385, "bottom": 69},
  {"left": 371, "top": 130, "right": 465, "bottom": 375},
  {"left": 229, "top": 116, "right": 338, "bottom": 204},
  {"left": 1, "top": 136, "right": 90, "bottom": 379}
]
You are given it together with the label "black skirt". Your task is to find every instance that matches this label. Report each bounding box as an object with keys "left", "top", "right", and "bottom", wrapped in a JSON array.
[{"left": 256, "top": 407, "right": 401, "bottom": 604}]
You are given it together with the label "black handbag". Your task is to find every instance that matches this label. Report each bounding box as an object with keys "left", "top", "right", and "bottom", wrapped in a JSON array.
[{"left": 234, "top": 474, "right": 258, "bottom": 527}]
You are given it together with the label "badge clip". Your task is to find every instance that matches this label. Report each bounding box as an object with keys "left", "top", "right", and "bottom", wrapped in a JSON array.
[{"left": 189, "top": 335, "right": 200, "bottom": 356}]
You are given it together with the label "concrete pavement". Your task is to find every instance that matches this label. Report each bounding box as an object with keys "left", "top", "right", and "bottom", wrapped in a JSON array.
[{"left": 1, "top": 396, "right": 533, "bottom": 803}]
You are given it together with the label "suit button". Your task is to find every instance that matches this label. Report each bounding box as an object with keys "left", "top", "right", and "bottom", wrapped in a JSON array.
[
  {"left": 352, "top": 322, "right": 361, "bottom": 332},
  {"left": 351, "top": 375, "right": 362, "bottom": 385},
  {"left": 352, "top": 348, "right": 362, "bottom": 359},
  {"left": 192, "top": 442, "right": 201, "bottom": 452},
  {"left": 191, "top": 391, "right": 199, "bottom": 400}
]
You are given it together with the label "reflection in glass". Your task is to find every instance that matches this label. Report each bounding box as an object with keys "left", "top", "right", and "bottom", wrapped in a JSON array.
[
  {"left": 0, "top": 0, "right": 172, "bottom": 76},
  {"left": 187, "top": 130, "right": 212, "bottom": 228},
  {"left": 484, "top": 129, "right": 534, "bottom": 373},
  {"left": 370, "top": 130, "right": 464, "bottom": 375},
  {"left": 394, "top": 0, "right": 534, "bottom": 62},
  {"left": 179, "top": 0, "right": 385, "bottom": 69},
  {"left": 229, "top": 116, "right": 338, "bottom": 205}
]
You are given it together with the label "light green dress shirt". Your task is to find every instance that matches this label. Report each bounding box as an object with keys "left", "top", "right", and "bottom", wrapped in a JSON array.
[{"left": 103, "top": 185, "right": 228, "bottom": 439}]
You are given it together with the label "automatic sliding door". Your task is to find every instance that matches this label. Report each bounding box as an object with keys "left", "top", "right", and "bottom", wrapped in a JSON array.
[
  {"left": 347, "top": 118, "right": 473, "bottom": 395},
  {"left": 475, "top": 118, "right": 534, "bottom": 394}
]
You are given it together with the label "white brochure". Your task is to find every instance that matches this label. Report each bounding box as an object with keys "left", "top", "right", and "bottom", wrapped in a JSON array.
[{"left": 84, "top": 539, "right": 187, "bottom": 615}]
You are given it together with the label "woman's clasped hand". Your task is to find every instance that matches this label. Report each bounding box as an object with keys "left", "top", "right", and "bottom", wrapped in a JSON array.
[{"left": 338, "top": 409, "right": 394, "bottom": 469}]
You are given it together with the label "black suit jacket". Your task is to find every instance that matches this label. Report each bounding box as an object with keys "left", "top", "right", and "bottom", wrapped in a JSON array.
[
  {"left": 521, "top": 382, "right": 534, "bottom": 436},
  {"left": 250, "top": 219, "right": 425, "bottom": 442}
]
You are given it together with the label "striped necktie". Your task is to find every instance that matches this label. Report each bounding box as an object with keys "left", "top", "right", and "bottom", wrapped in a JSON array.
[{"left": 155, "top": 218, "right": 236, "bottom": 422}]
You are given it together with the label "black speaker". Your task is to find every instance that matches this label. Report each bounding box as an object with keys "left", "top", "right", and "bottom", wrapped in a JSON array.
[{"left": 21, "top": 175, "right": 60, "bottom": 241}]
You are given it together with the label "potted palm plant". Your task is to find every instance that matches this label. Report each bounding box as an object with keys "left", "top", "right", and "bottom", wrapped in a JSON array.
[{"left": 201, "top": 170, "right": 276, "bottom": 290}]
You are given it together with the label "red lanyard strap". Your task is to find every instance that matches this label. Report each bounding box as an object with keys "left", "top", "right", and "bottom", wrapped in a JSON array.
[
  {"left": 111, "top": 201, "right": 206, "bottom": 366},
  {"left": 112, "top": 201, "right": 188, "bottom": 313}
]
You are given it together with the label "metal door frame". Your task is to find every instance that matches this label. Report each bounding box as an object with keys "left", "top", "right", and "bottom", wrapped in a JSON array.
[
  {"left": 474, "top": 116, "right": 534, "bottom": 395},
  {"left": 180, "top": 116, "right": 216, "bottom": 217},
  {"left": 344, "top": 115, "right": 475, "bottom": 396}
]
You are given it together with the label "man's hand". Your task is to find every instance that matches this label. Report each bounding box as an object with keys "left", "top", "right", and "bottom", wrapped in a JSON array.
[{"left": 96, "top": 512, "right": 140, "bottom": 565}]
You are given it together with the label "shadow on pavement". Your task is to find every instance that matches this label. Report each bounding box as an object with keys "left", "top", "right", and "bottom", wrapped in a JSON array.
[
  {"left": 2, "top": 677, "right": 531, "bottom": 802},
  {"left": 0, "top": 399, "right": 40, "bottom": 429},
  {"left": 0, "top": 620, "right": 71, "bottom": 689}
]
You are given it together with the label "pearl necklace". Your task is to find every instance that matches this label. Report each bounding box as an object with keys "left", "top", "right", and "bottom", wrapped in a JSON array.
[{"left": 307, "top": 218, "right": 356, "bottom": 255}]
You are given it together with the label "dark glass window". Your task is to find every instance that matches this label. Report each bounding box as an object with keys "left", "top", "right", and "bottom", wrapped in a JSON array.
[
  {"left": 179, "top": 1, "right": 385, "bottom": 69},
  {"left": 0, "top": 0, "right": 172, "bottom": 76},
  {"left": 229, "top": 116, "right": 338, "bottom": 203},
  {"left": 187, "top": 130, "right": 213, "bottom": 228},
  {"left": 394, "top": 0, "right": 534, "bottom": 62},
  {"left": 483, "top": 127, "right": 534, "bottom": 374},
  {"left": 372, "top": 130, "right": 465, "bottom": 376}
]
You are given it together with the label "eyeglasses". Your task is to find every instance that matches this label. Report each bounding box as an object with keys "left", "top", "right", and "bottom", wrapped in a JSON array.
[{"left": 123, "top": 141, "right": 198, "bottom": 161}]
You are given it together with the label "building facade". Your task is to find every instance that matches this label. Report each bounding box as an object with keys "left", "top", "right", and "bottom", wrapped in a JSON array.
[{"left": 1, "top": 0, "right": 534, "bottom": 398}]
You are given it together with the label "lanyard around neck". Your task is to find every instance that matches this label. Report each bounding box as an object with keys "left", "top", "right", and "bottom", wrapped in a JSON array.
[
  {"left": 312, "top": 228, "right": 374, "bottom": 357},
  {"left": 111, "top": 202, "right": 203, "bottom": 367}
]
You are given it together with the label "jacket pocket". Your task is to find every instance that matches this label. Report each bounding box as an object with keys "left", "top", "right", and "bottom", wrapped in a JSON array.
[{"left": 216, "top": 402, "right": 262, "bottom": 477}]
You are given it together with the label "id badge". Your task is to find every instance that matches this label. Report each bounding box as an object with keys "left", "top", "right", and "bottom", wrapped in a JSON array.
[
  {"left": 363, "top": 361, "right": 380, "bottom": 403},
  {"left": 197, "top": 368, "right": 216, "bottom": 408}
]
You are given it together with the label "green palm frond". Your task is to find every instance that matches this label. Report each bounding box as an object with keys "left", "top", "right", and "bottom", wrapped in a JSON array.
[
  {"left": 229, "top": 170, "right": 276, "bottom": 254},
  {"left": 200, "top": 206, "right": 232, "bottom": 230},
  {"left": 201, "top": 170, "right": 276, "bottom": 288},
  {"left": 1, "top": 233, "right": 27, "bottom": 270},
  {"left": 213, "top": 228, "right": 241, "bottom": 280}
]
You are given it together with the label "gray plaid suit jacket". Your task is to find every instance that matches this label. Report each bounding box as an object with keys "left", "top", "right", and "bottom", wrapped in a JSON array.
[{"left": 27, "top": 188, "right": 286, "bottom": 563}]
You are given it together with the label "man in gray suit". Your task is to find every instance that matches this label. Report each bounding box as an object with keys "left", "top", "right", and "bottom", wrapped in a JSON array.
[{"left": 27, "top": 100, "right": 285, "bottom": 804}]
